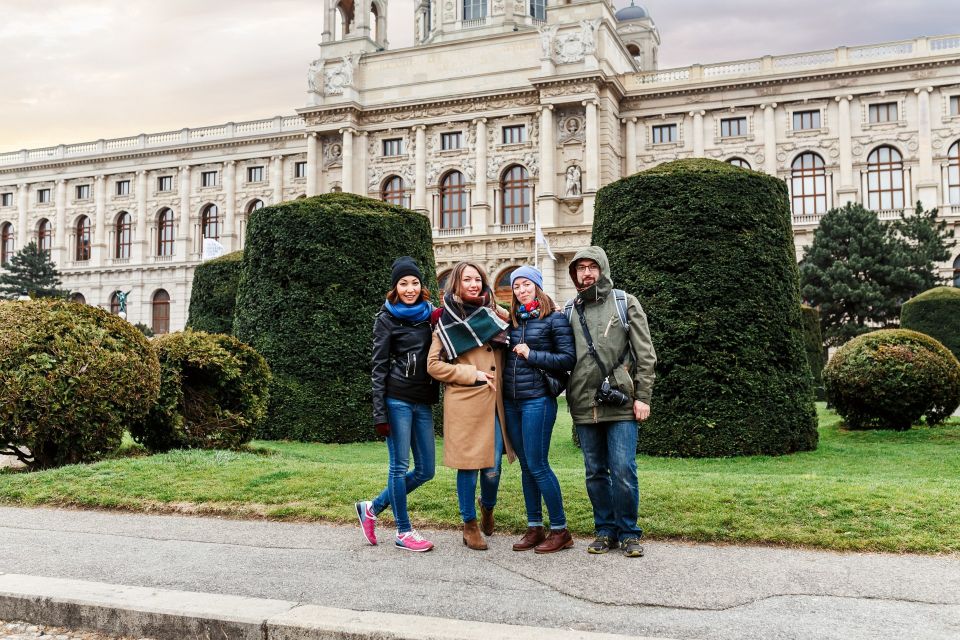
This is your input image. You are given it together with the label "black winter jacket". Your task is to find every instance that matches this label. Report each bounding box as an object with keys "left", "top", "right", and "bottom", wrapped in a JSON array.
[
  {"left": 504, "top": 311, "right": 577, "bottom": 400},
  {"left": 371, "top": 306, "right": 439, "bottom": 425}
]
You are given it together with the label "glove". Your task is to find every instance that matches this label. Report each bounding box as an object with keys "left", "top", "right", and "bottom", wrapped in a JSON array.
[{"left": 375, "top": 422, "right": 391, "bottom": 437}]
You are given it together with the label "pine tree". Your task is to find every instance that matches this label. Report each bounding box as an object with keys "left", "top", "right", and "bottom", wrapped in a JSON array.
[
  {"left": 888, "top": 201, "right": 956, "bottom": 295},
  {"left": 0, "top": 241, "right": 67, "bottom": 300}
]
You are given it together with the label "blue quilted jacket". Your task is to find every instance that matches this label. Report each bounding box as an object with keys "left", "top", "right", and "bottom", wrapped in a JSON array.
[{"left": 504, "top": 311, "right": 577, "bottom": 400}]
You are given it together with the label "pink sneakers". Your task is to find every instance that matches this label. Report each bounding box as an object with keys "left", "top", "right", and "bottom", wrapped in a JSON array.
[
  {"left": 355, "top": 501, "right": 377, "bottom": 545},
  {"left": 395, "top": 530, "right": 434, "bottom": 552}
]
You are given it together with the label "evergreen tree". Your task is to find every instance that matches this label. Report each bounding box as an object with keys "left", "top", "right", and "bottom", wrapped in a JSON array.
[
  {"left": 0, "top": 241, "right": 67, "bottom": 300},
  {"left": 888, "top": 202, "right": 955, "bottom": 295}
]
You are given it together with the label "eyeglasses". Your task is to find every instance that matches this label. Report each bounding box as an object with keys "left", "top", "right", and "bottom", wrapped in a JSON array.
[{"left": 575, "top": 264, "right": 600, "bottom": 274}]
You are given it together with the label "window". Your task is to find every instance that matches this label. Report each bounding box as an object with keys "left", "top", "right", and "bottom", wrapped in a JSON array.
[
  {"left": 652, "top": 124, "right": 677, "bottom": 144},
  {"left": 37, "top": 219, "right": 52, "bottom": 254},
  {"left": 157, "top": 176, "right": 173, "bottom": 192},
  {"left": 109, "top": 291, "right": 121, "bottom": 315},
  {"left": 867, "top": 146, "right": 905, "bottom": 211},
  {"left": 495, "top": 267, "right": 517, "bottom": 304},
  {"left": 502, "top": 125, "right": 526, "bottom": 144},
  {"left": 381, "top": 176, "right": 406, "bottom": 206},
  {"left": 727, "top": 157, "right": 751, "bottom": 169},
  {"left": 948, "top": 141, "right": 960, "bottom": 205},
  {"left": 463, "top": 0, "right": 486, "bottom": 21},
  {"left": 868, "top": 102, "right": 898, "bottom": 123},
  {"left": 75, "top": 185, "right": 90, "bottom": 200},
  {"left": 501, "top": 165, "right": 531, "bottom": 225},
  {"left": 720, "top": 117, "right": 747, "bottom": 138},
  {"left": 201, "top": 171, "right": 218, "bottom": 187},
  {"left": 793, "top": 110, "right": 821, "bottom": 130},
  {"left": 439, "top": 171, "right": 467, "bottom": 229},
  {"left": 69, "top": 293, "right": 86, "bottom": 305},
  {"left": 1, "top": 193, "right": 12, "bottom": 207},
  {"left": 441, "top": 132, "right": 463, "bottom": 151},
  {"left": 115, "top": 212, "right": 132, "bottom": 259},
  {"left": 382, "top": 138, "right": 404, "bottom": 156},
  {"left": 530, "top": 0, "right": 546, "bottom": 20},
  {"left": 247, "top": 166, "right": 264, "bottom": 183},
  {"left": 37, "top": 188, "right": 51, "bottom": 204},
  {"left": 952, "top": 96, "right": 960, "bottom": 116},
  {"left": 294, "top": 161, "right": 307, "bottom": 178},
  {"left": 115, "top": 180, "right": 130, "bottom": 196},
  {"left": 201, "top": 204, "right": 220, "bottom": 241},
  {"left": 75, "top": 216, "right": 91, "bottom": 261},
  {"left": 954, "top": 255, "right": 960, "bottom": 288},
  {"left": 157, "top": 209, "right": 174, "bottom": 256},
  {"left": 152, "top": 290, "right": 171, "bottom": 335},
  {"left": 790, "top": 152, "right": 828, "bottom": 216},
  {"left": 0, "top": 223, "right": 13, "bottom": 265},
  {"left": 247, "top": 199, "right": 264, "bottom": 214}
]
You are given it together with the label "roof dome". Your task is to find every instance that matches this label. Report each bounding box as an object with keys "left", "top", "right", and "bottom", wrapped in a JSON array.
[{"left": 615, "top": 1, "right": 649, "bottom": 21}]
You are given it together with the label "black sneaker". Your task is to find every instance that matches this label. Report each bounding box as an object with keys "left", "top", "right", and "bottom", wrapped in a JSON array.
[
  {"left": 621, "top": 537, "right": 644, "bottom": 558},
  {"left": 587, "top": 535, "right": 619, "bottom": 554}
]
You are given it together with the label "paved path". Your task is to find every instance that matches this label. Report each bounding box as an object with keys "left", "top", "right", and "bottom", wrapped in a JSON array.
[{"left": 0, "top": 506, "right": 958, "bottom": 640}]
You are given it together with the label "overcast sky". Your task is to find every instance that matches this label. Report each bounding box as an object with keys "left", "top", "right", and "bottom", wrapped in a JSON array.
[{"left": 2, "top": 0, "right": 958, "bottom": 153}]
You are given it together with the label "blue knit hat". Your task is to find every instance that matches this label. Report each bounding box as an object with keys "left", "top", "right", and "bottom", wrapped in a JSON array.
[{"left": 510, "top": 265, "right": 543, "bottom": 290}]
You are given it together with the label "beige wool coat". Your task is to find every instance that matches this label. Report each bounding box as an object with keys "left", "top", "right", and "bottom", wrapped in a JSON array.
[{"left": 427, "top": 333, "right": 516, "bottom": 470}]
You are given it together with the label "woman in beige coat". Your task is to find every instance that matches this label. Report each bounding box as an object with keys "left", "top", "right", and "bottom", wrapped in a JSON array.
[{"left": 428, "top": 261, "right": 515, "bottom": 550}]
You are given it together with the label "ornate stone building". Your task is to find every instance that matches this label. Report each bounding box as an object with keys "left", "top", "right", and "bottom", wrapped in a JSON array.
[{"left": 2, "top": 0, "right": 959, "bottom": 331}]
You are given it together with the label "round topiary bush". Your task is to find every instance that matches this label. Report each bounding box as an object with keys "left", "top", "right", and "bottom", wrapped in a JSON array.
[
  {"left": 593, "top": 158, "right": 818, "bottom": 457},
  {"left": 824, "top": 329, "right": 960, "bottom": 430},
  {"left": 186, "top": 251, "right": 243, "bottom": 334},
  {"left": 900, "top": 286, "right": 960, "bottom": 362},
  {"left": 0, "top": 299, "right": 160, "bottom": 470},
  {"left": 801, "top": 305, "right": 826, "bottom": 400},
  {"left": 131, "top": 330, "right": 271, "bottom": 452},
  {"left": 233, "top": 193, "right": 438, "bottom": 442}
]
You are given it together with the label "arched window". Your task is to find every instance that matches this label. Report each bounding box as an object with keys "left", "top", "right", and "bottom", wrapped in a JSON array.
[
  {"left": 69, "top": 293, "right": 86, "bottom": 305},
  {"left": 501, "top": 165, "right": 531, "bottom": 226},
  {"left": 0, "top": 222, "right": 13, "bottom": 264},
  {"left": 728, "top": 157, "right": 751, "bottom": 170},
  {"left": 37, "top": 219, "right": 52, "bottom": 254},
  {"left": 437, "top": 270, "right": 452, "bottom": 300},
  {"left": 75, "top": 216, "right": 91, "bottom": 261},
  {"left": 382, "top": 176, "right": 406, "bottom": 206},
  {"left": 494, "top": 266, "right": 518, "bottom": 304},
  {"left": 463, "top": 0, "right": 486, "bottom": 21},
  {"left": 947, "top": 140, "right": 959, "bottom": 205},
  {"left": 247, "top": 199, "right": 264, "bottom": 215},
  {"left": 157, "top": 209, "right": 174, "bottom": 257},
  {"left": 152, "top": 289, "right": 170, "bottom": 335},
  {"left": 954, "top": 255, "right": 960, "bottom": 288},
  {"left": 201, "top": 204, "right": 220, "bottom": 241},
  {"left": 109, "top": 291, "right": 121, "bottom": 315},
  {"left": 790, "top": 152, "right": 827, "bottom": 216},
  {"left": 115, "top": 212, "right": 132, "bottom": 259},
  {"left": 439, "top": 171, "right": 467, "bottom": 229},
  {"left": 866, "top": 146, "right": 905, "bottom": 211}
]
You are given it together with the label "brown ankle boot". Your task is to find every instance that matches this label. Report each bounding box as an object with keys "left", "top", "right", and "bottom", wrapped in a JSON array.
[
  {"left": 534, "top": 528, "right": 574, "bottom": 554},
  {"left": 462, "top": 519, "right": 487, "bottom": 550},
  {"left": 512, "top": 526, "right": 546, "bottom": 551},
  {"left": 478, "top": 498, "right": 494, "bottom": 536}
]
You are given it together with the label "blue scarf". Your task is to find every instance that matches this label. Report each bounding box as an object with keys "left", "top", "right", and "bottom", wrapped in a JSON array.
[{"left": 385, "top": 299, "right": 433, "bottom": 323}]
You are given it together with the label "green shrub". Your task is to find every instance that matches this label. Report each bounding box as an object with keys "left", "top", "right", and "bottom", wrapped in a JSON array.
[
  {"left": 900, "top": 286, "right": 960, "bottom": 361},
  {"left": 233, "top": 193, "right": 437, "bottom": 442},
  {"left": 131, "top": 330, "right": 271, "bottom": 452},
  {"left": 801, "top": 305, "right": 826, "bottom": 400},
  {"left": 186, "top": 251, "right": 244, "bottom": 334},
  {"left": 593, "top": 158, "right": 818, "bottom": 457},
  {"left": 824, "top": 329, "right": 960, "bottom": 430},
  {"left": 0, "top": 299, "right": 160, "bottom": 469}
]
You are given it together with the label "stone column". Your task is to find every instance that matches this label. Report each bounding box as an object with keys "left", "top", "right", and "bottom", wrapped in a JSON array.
[
  {"left": 584, "top": 100, "right": 599, "bottom": 193},
  {"left": 691, "top": 110, "right": 705, "bottom": 157},
  {"left": 358, "top": 131, "right": 369, "bottom": 197},
  {"left": 539, "top": 108, "right": 555, "bottom": 195},
  {"left": 625, "top": 117, "right": 638, "bottom": 176},
  {"left": 341, "top": 128, "right": 354, "bottom": 193},
  {"left": 271, "top": 155, "right": 285, "bottom": 205},
  {"left": 178, "top": 166, "right": 192, "bottom": 260},
  {"left": 54, "top": 180, "right": 66, "bottom": 266},
  {"left": 16, "top": 184, "right": 27, "bottom": 249},
  {"left": 135, "top": 171, "right": 147, "bottom": 262},
  {"left": 306, "top": 133, "right": 319, "bottom": 196},
  {"left": 94, "top": 175, "right": 106, "bottom": 266},
  {"left": 414, "top": 125, "right": 427, "bottom": 212},
  {"left": 224, "top": 161, "right": 237, "bottom": 251},
  {"left": 761, "top": 103, "right": 778, "bottom": 176},
  {"left": 473, "top": 118, "right": 488, "bottom": 233},
  {"left": 540, "top": 255, "right": 557, "bottom": 302},
  {"left": 835, "top": 95, "right": 856, "bottom": 205},
  {"left": 915, "top": 87, "right": 938, "bottom": 208}
]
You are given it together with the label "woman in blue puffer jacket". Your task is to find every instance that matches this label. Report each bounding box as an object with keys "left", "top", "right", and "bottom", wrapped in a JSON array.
[{"left": 503, "top": 265, "right": 576, "bottom": 554}]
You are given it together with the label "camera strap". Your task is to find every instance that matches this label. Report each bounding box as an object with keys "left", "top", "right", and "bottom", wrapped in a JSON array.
[{"left": 574, "top": 300, "right": 631, "bottom": 380}]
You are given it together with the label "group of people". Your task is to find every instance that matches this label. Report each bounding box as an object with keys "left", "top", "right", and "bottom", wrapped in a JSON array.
[{"left": 355, "top": 246, "right": 657, "bottom": 558}]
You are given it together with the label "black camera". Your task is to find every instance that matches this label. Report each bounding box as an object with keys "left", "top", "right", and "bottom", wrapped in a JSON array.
[{"left": 595, "top": 377, "right": 631, "bottom": 407}]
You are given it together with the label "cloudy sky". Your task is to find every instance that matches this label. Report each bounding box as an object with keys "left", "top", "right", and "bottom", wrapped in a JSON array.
[{"left": 2, "top": 0, "right": 958, "bottom": 152}]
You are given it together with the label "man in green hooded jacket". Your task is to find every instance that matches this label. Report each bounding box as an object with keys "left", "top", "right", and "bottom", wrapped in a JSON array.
[{"left": 566, "top": 246, "right": 656, "bottom": 557}]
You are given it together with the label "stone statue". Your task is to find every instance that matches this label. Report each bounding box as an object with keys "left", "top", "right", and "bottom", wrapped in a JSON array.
[
  {"left": 115, "top": 290, "right": 131, "bottom": 318},
  {"left": 538, "top": 25, "right": 558, "bottom": 60},
  {"left": 323, "top": 54, "right": 358, "bottom": 95},
  {"left": 307, "top": 58, "right": 323, "bottom": 94},
  {"left": 565, "top": 165, "right": 582, "bottom": 197},
  {"left": 580, "top": 19, "right": 601, "bottom": 55}
]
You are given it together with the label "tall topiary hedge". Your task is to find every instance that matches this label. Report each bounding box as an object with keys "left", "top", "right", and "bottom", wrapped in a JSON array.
[
  {"left": 593, "top": 158, "right": 818, "bottom": 457},
  {"left": 800, "top": 305, "right": 826, "bottom": 400},
  {"left": 186, "top": 251, "right": 243, "bottom": 334},
  {"left": 233, "top": 193, "right": 437, "bottom": 442},
  {"left": 900, "top": 286, "right": 960, "bottom": 361}
]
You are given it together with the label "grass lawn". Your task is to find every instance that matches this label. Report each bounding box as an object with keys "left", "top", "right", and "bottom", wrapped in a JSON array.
[{"left": 1, "top": 401, "right": 959, "bottom": 554}]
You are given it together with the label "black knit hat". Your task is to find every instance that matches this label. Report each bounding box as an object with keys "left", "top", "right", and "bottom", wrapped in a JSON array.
[{"left": 390, "top": 256, "right": 423, "bottom": 288}]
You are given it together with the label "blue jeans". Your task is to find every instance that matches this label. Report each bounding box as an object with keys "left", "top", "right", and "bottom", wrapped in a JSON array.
[
  {"left": 504, "top": 396, "right": 566, "bottom": 530},
  {"left": 575, "top": 420, "right": 641, "bottom": 541},
  {"left": 456, "top": 416, "right": 503, "bottom": 523},
  {"left": 371, "top": 397, "right": 436, "bottom": 533}
]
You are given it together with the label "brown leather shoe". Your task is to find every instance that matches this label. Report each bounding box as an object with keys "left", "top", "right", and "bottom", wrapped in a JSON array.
[
  {"left": 478, "top": 498, "right": 494, "bottom": 536},
  {"left": 534, "top": 528, "right": 574, "bottom": 554},
  {"left": 512, "top": 526, "right": 546, "bottom": 551},
  {"left": 462, "top": 519, "right": 487, "bottom": 550}
]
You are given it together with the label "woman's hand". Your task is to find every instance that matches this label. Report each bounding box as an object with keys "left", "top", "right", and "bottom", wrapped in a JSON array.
[
  {"left": 513, "top": 343, "right": 530, "bottom": 359},
  {"left": 476, "top": 370, "right": 497, "bottom": 391}
]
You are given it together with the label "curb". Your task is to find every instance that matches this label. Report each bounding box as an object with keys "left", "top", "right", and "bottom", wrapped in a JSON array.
[{"left": 0, "top": 574, "right": 668, "bottom": 640}]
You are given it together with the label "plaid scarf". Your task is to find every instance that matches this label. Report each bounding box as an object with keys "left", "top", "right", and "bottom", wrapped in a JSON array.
[{"left": 437, "top": 290, "right": 509, "bottom": 360}]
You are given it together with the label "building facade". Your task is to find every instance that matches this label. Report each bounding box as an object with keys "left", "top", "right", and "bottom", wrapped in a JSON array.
[{"left": 2, "top": 0, "right": 960, "bottom": 331}]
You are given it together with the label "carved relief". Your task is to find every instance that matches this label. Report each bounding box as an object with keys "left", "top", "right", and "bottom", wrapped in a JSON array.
[
  {"left": 539, "top": 83, "right": 598, "bottom": 99},
  {"left": 556, "top": 110, "right": 586, "bottom": 144},
  {"left": 538, "top": 26, "right": 558, "bottom": 60},
  {"left": 553, "top": 20, "right": 601, "bottom": 64},
  {"left": 361, "top": 95, "right": 538, "bottom": 125},
  {"left": 322, "top": 137, "right": 343, "bottom": 168},
  {"left": 324, "top": 55, "right": 359, "bottom": 96}
]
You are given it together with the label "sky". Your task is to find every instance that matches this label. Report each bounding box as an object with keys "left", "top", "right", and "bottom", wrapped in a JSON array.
[{"left": 2, "top": 0, "right": 958, "bottom": 153}]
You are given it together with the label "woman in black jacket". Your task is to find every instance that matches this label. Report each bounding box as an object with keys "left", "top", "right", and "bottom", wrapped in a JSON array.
[
  {"left": 355, "top": 257, "right": 438, "bottom": 553},
  {"left": 503, "top": 265, "right": 576, "bottom": 554}
]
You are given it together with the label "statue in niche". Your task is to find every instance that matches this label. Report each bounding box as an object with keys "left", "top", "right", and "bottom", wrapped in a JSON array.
[
  {"left": 580, "top": 19, "right": 601, "bottom": 55},
  {"left": 538, "top": 25, "right": 558, "bottom": 60},
  {"left": 565, "top": 165, "right": 582, "bottom": 197}
]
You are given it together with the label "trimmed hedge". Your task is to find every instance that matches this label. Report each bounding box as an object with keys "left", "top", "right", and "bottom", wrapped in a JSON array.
[
  {"left": 0, "top": 299, "right": 160, "bottom": 469},
  {"left": 131, "top": 330, "right": 271, "bottom": 452},
  {"left": 900, "top": 286, "right": 960, "bottom": 361},
  {"left": 233, "top": 193, "right": 438, "bottom": 442},
  {"left": 186, "top": 251, "right": 244, "bottom": 334},
  {"left": 801, "top": 305, "right": 826, "bottom": 400},
  {"left": 593, "top": 158, "right": 818, "bottom": 457},
  {"left": 824, "top": 329, "right": 960, "bottom": 430}
]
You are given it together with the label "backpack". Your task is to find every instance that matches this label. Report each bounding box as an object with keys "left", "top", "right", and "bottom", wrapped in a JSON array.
[{"left": 563, "top": 289, "right": 629, "bottom": 331}]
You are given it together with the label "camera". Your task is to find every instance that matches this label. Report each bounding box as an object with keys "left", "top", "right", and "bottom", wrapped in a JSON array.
[{"left": 594, "top": 377, "right": 631, "bottom": 407}]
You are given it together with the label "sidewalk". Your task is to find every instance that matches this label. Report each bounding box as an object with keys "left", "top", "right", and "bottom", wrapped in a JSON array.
[{"left": 0, "top": 506, "right": 958, "bottom": 640}]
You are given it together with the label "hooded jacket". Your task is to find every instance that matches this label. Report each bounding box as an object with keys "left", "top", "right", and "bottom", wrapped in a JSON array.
[{"left": 565, "top": 246, "right": 657, "bottom": 425}]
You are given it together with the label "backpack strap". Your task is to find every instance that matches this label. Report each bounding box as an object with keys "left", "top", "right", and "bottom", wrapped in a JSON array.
[
  {"left": 613, "top": 289, "right": 629, "bottom": 332},
  {"left": 563, "top": 298, "right": 575, "bottom": 324}
]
